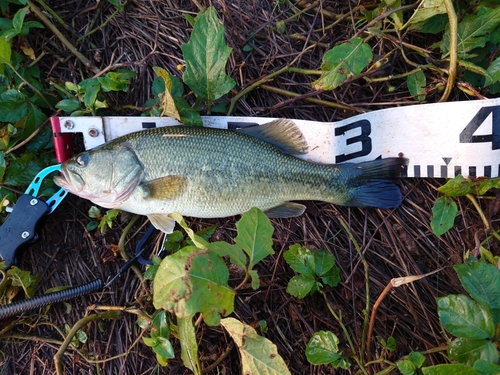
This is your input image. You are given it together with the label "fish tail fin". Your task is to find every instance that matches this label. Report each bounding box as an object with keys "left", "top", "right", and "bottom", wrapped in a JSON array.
[{"left": 344, "top": 157, "right": 408, "bottom": 208}]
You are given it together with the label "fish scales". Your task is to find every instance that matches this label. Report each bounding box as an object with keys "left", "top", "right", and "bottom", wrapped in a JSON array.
[{"left": 54, "top": 120, "right": 408, "bottom": 233}]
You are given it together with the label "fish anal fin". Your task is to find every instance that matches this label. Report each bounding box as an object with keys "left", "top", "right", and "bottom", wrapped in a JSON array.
[
  {"left": 142, "top": 176, "right": 187, "bottom": 200},
  {"left": 264, "top": 202, "right": 306, "bottom": 218},
  {"left": 148, "top": 214, "right": 176, "bottom": 234},
  {"left": 237, "top": 119, "right": 309, "bottom": 155}
]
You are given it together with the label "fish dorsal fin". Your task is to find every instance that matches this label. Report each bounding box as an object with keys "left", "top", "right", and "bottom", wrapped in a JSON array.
[
  {"left": 236, "top": 119, "right": 309, "bottom": 155},
  {"left": 142, "top": 176, "right": 187, "bottom": 200},
  {"left": 264, "top": 202, "right": 306, "bottom": 218},
  {"left": 148, "top": 214, "right": 176, "bottom": 233}
]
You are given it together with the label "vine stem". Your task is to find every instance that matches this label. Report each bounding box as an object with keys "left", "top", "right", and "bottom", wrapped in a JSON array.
[
  {"left": 439, "top": 0, "right": 458, "bottom": 102},
  {"left": 54, "top": 310, "right": 122, "bottom": 375},
  {"left": 118, "top": 215, "right": 144, "bottom": 282}
]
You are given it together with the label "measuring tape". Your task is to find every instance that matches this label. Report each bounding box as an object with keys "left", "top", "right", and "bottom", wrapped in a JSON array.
[{"left": 51, "top": 99, "right": 500, "bottom": 178}]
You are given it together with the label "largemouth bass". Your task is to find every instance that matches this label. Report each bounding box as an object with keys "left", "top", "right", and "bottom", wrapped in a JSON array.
[{"left": 54, "top": 120, "right": 408, "bottom": 233}]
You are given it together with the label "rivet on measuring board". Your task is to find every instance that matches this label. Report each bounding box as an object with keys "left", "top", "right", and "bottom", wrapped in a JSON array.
[
  {"left": 30, "top": 199, "right": 38, "bottom": 206},
  {"left": 88, "top": 128, "right": 99, "bottom": 137},
  {"left": 64, "top": 120, "right": 74, "bottom": 130},
  {"left": 21, "top": 231, "right": 30, "bottom": 239}
]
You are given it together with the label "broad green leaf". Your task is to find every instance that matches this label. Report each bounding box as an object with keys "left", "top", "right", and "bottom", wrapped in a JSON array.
[
  {"left": 397, "top": 351, "right": 426, "bottom": 375},
  {"left": 454, "top": 260, "right": 500, "bottom": 323},
  {"left": 152, "top": 66, "right": 180, "bottom": 120},
  {"left": 82, "top": 80, "right": 101, "bottom": 109},
  {"left": 405, "top": 0, "right": 447, "bottom": 31},
  {"left": 181, "top": 6, "right": 236, "bottom": 103},
  {"left": 430, "top": 196, "right": 458, "bottom": 236},
  {"left": 437, "top": 294, "right": 495, "bottom": 339},
  {"left": 312, "top": 37, "right": 372, "bottom": 90},
  {"left": 438, "top": 175, "right": 500, "bottom": 196},
  {"left": 0, "top": 89, "right": 28, "bottom": 122},
  {"left": 220, "top": 317, "right": 291, "bottom": 375},
  {"left": 441, "top": 6, "right": 500, "bottom": 58},
  {"left": 178, "top": 315, "right": 202, "bottom": 375},
  {"left": 0, "top": 38, "right": 11, "bottom": 74},
  {"left": 448, "top": 337, "right": 499, "bottom": 366},
  {"left": 313, "top": 249, "right": 336, "bottom": 277},
  {"left": 486, "top": 55, "right": 500, "bottom": 86},
  {"left": 209, "top": 241, "right": 247, "bottom": 270},
  {"left": 306, "top": 331, "right": 349, "bottom": 368},
  {"left": 55, "top": 99, "right": 81, "bottom": 114},
  {"left": 99, "top": 70, "right": 135, "bottom": 92},
  {"left": 4, "top": 153, "right": 43, "bottom": 187},
  {"left": 174, "top": 96, "right": 203, "bottom": 126},
  {"left": 284, "top": 244, "right": 314, "bottom": 275},
  {"left": 12, "top": 6, "right": 28, "bottom": 33},
  {"left": 421, "top": 363, "right": 477, "bottom": 375},
  {"left": 407, "top": 70, "right": 426, "bottom": 101},
  {"left": 187, "top": 251, "right": 235, "bottom": 326},
  {"left": 7, "top": 266, "right": 39, "bottom": 298},
  {"left": 152, "top": 246, "right": 196, "bottom": 315},
  {"left": 151, "top": 310, "right": 170, "bottom": 338},
  {"left": 381, "top": 336, "right": 397, "bottom": 352},
  {"left": 473, "top": 359, "right": 500, "bottom": 375},
  {"left": 235, "top": 207, "right": 274, "bottom": 268},
  {"left": 321, "top": 267, "right": 341, "bottom": 288},
  {"left": 286, "top": 274, "right": 316, "bottom": 298}
]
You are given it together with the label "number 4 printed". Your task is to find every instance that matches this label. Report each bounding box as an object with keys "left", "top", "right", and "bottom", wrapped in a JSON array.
[{"left": 459, "top": 106, "right": 500, "bottom": 150}]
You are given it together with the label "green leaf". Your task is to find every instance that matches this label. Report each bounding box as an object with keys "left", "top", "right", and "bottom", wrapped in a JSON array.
[
  {"left": 421, "top": 363, "right": 477, "bottom": 375},
  {"left": 438, "top": 175, "right": 500, "bottom": 196},
  {"left": 407, "top": 351, "right": 426, "bottom": 368},
  {"left": 405, "top": 0, "right": 447, "bottom": 31},
  {"left": 437, "top": 294, "right": 495, "bottom": 339},
  {"left": 209, "top": 241, "right": 247, "bottom": 270},
  {"left": 187, "top": 251, "right": 235, "bottom": 326},
  {"left": 430, "top": 196, "right": 458, "bottom": 236},
  {"left": 81, "top": 80, "right": 101, "bottom": 109},
  {"left": 152, "top": 66, "right": 181, "bottom": 120},
  {"left": 151, "top": 310, "right": 170, "bottom": 338},
  {"left": 473, "top": 359, "right": 500, "bottom": 375},
  {"left": 286, "top": 274, "right": 316, "bottom": 298},
  {"left": 220, "top": 317, "right": 292, "bottom": 375},
  {"left": 0, "top": 37, "right": 11, "bottom": 74},
  {"left": 7, "top": 266, "right": 39, "bottom": 298},
  {"left": 407, "top": 70, "right": 426, "bottom": 101},
  {"left": 486, "top": 56, "right": 500, "bottom": 86},
  {"left": 152, "top": 246, "right": 194, "bottom": 315},
  {"left": 441, "top": 6, "right": 500, "bottom": 58},
  {"left": 306, "top": 331, "right": 349, "bottom": 368},
  {"left": 178, "top": 315, "right": 202, "bottom": 374},
  {"left": 381, "top": 336, "right": 397, "bottom": 352},
  {"left": 248, "top": 269, "right": 260, "bottom": 290},
  {"left": 12, "top": 6, "right": 28, "bottom": 33},
  {"left": 235, "top": 207, "right": 274, "bottom": 268},
  {"left": 313, "top": 249, "right": 335, "bottom": 277},
  {"left": 321, "top": 267, "right": 341, "bottom": 288},
  {"left": 284, "top": 244, "right": 314, "bottom": 275},
  {"left": 168, "top": 212, "right": 209, "bottom": 249},
  {"left": 454, "top": 260, "right": 500, "bottom": 323},
  {"left": 397, "top": 359, "right": 417, "bottom": 375},
  {"left": 4, "top": 153, "right": 43, "bottom": 187},
  {"left": 312, "top": 37, "right": 373, "bottom": 90},
  {"left": 448, "top": 337, "right": 499, "bottom": 366},
  {"left": 181, "top": 6, "right": 236, "bottom": 103},
  {"left": 0, "top": 89, "right": 28, "bottom": 122}
]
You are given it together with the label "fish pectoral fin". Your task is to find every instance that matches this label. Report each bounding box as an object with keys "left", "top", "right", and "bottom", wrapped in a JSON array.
[
  {"left": 236, "top": 119, "right": 309, "bottom": 155},
  {"left": 148, "top": 214, "right": 176, "bottom": 234},
  {"left": 142, "top": 176, "right": 187, "bottom": 200},
  {"left": 264, "top": 202, "right": 306, "bottom": 218}
]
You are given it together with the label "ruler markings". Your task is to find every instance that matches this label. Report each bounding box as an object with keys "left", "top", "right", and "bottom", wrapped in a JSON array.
[{"left": 427, "top": 165, "right": 434, "bottom": 178}]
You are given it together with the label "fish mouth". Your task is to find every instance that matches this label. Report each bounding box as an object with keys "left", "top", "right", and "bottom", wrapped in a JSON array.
[{"left": 53, "top": 165, "right": 84, "bottom": 194}]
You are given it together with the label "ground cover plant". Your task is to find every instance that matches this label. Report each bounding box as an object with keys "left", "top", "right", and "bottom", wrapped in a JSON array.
[{"left": 0, "top": 0, "right": 499, "bottom": 374}]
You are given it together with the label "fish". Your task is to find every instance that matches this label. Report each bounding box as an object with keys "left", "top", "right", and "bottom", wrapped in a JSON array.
[{"left": 54, "top": 119, "right": 408, "bottom": 233}]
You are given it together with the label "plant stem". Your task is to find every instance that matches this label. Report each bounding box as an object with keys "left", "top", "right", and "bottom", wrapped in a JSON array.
[
  {"left": 466, "top": 194, "right": 493, "bottom": 235},
  {"left": 439, "top": 0, "right": 457, "bottom": 102},
  {"left": 337, "top": 215, "right": 370, "bottom": 365},
  {"left": 27, "top": 0, "right": 100, "bottom": 74},
  {"left": 118, "top": 214, "right": 144, "bottom": 281},
  {"left": 54, "top": 310, "right": 122, "bottom": 375}
]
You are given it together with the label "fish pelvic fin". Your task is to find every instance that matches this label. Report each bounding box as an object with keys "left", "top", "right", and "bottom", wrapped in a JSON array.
[
  {"left": 148, "top": 214, "right": 176, "bottom": 234},
  {"left": 264, "top": 202, "right": 306, "bottom": 218},
  {"left": 142, "top": 176, "right": 187, "bottom": 200},
  {"left": 344, "top": 157, "right": 408, "bottom": 209},
  {"left": 236, "top": 119, "right": 309, "bottom": 155}
]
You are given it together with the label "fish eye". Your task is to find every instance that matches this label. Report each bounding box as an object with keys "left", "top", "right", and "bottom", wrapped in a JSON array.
[{"left": 75, "top": 153, "right": 89, "bottom": 168}]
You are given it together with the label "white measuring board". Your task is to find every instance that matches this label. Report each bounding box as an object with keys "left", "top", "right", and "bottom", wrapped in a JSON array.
[{"left": 51, "top": 98, "right": 500, "bottom": 178}]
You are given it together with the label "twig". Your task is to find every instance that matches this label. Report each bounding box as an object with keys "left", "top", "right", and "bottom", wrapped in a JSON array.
[
  {"left": 27, "top": 0, "right": 100, "bottom": 74},
  {"left": 439, "top": 0, "right": 457, "bottom": 102},
  {"left": 5, "top": 110, "right": 61, "bottom": 155}
]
